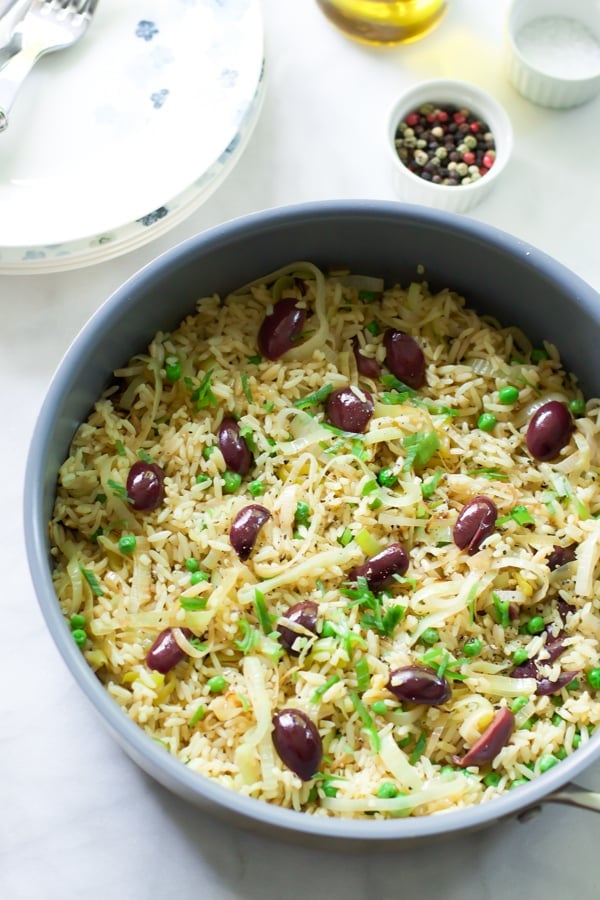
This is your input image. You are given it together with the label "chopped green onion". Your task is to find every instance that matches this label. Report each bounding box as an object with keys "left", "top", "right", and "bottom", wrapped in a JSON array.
[
  {"left": 381, "top": 373, "right": 418, "bottom": 397},
  {"left": 466, "top": 467, "right": 508, "bottom": 481},
  {"left": 310, "top": 674, "right": 341, "bottom": 703},
  {"left": 107, "top": 479, "right": 131, "bottom": 502},
  {"left": 190, "top": 369, "right": 217, "bottom": 410},
  {"left": 421, "top": 469, "right": 443, "bottom": 499},
  {"left": 510, "top": 696, "right": 529, "bottom": 714},
  {"left": 137, "top": 449, "right": 154, "bottom": 464},
  {"left": 492, "top": 592, "right": 511, "bottom": 628},
  {"left": 355, "top": 657, "right": 370, "bottom": 692},
  {"left": 293, "top": 383, "right": 334, "bottom": 410},
  {"left": 165, "top": 355, "right": 181, "bottom": 382},
  {"left": 115, "top": 439, "right": 126, "bottom": 457},
  {"left": 294, "top": 501, "right": 311, "bottom": 528},
  {"left": 361, "top": 479, "right": 379, "bottom": 496},
  {"left": 402, "top": 431, "right": 440, "bottom": 472},
  {"left": 234, "top": 619, "right": 259, "bottom": 654},
  {"left": 179, "top": 597, "right": 208, "bottom": 611},
  {"left": 247, "top": 355, "right": 262, "bottom": 365},
  {"left": 189, "top": 704, "right": 205, "bottom": 726},
  {"left": 241, "top": 372, "right": 253, "bottom": 404},
  {"left": 350, "top": 691, "right": 380, "bottom": 753},
  {"left": 80, "top": 566, "right": 104, "bottom": 596},
  {"left": 531, "top": 348, "right": 549, "bottom": 363},
  {"left": 338, "top": 527, "right": 353, "bottom": 547},
  {"left": 254, "top": 590, "right": 273, "bottom": 635},
  {"left": 409, "top": 731, "right": 426, "bottom": 765}
]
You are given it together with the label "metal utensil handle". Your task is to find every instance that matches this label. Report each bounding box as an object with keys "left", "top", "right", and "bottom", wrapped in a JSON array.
[
  {"left": 0, "top": 42, "right": 39, "bottom": 132},
  {"left": 543, "top": 783, "right": 600, "bottom": 813}
]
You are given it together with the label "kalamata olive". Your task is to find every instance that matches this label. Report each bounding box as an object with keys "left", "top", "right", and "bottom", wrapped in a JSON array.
[
  {"left": 453, "top": 495, "right": 497, "bottom": 554},
  {"left": 535, "top": 670, "right": 579, "bottom": 696},
  {"left": 126, "top": 460, "right": 165, "bottom": 511},
  {"left": 146, "top": 627, "right": 192, "bottom": 674},
  {"left": 384, "top": 329, "right": 426, "bottom": 389},
  {"left": 348, "top": 542, "right": 409, "bottom": 591},
  {"left": 387, "top": 665, "right": 451, "bottom": 706},
  {"left": 229, "top": 504, "right": 271, "bottom": 560},
  {"left": 272, "top": 708, "right": 323, "bottom": 781},
  {"left": 526, "top": 400, "right": 573, "bottom": 461},
  {"left": 458, "top": 707, "right": 515, "bottom": 767},
  {"left": 217, "top": 416, "right": 252, "bottom": 475},
  {"left": 257, "top": 297, "right": 306, "bottom": 360},
  {"left": 547, "top": 543, "right": 578, "bottom": 571},
  {"left": 326, "top": 386, "right": 374, "bottom": 433},
  {"left": 352, "top": 336, "right": 381, "bottom": 379},
  {"left": 277, "top": 600, "right": 319, "bottom": 655}
]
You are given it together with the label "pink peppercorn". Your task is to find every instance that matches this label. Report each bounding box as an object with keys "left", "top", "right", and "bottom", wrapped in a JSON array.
[
  {"left": 469, "top": 121, "right": 480, "bottom": 133},
  {"left": 482, "top": 153, "right": 495, "bottom": 168},
  {"left": 406, "top": 112, "right": 420, "bottom": 126},
  {"left": 463, "top": 151, "right": 476, "bottom": 165}
]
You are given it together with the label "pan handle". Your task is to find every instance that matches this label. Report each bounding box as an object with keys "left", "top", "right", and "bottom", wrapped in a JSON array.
[{"left": 542, "top": 783, "right": 600, "bottom": 813}]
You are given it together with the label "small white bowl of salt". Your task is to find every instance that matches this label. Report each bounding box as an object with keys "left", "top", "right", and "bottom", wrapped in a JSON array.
[{"left": 506, "top": 0, "right": 600, "bottom": 108}]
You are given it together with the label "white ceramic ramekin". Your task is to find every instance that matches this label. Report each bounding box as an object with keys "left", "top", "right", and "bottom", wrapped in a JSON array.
[
  {"left": 387, "top": 79, "right": 513, "bottom": 214},
  {"left": 506, "top": 0, "right": 600, "bottom": 108}
]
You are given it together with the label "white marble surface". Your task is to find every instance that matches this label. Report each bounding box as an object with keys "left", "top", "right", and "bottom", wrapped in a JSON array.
[{"left": 3, "top": 1, "right": 600, "bottom": 897}]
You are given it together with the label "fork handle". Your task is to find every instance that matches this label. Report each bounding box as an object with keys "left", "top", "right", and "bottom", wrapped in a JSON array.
[{"left": 0, "top": 44, "right": 42, "bottom": 132}]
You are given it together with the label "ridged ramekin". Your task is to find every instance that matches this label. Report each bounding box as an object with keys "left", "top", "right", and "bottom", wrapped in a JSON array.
[
  {"left": 506, "top": 0, "right": 600, "bottom": 108},
  {"left": 387, "top": 79, "right": 513, "bottom": 214}
]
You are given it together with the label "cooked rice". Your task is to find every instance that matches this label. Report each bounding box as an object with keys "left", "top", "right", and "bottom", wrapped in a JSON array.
[{"left": 49, "top": 262, "right": 600, "bottom": 818}]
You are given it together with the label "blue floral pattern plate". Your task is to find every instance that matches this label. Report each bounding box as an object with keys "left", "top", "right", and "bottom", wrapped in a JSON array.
[{"left": 0, "top": 0, "right": 265, "bottom": 273}]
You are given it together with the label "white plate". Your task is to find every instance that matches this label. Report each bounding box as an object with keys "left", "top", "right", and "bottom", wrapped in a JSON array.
[{"left": 0, "top": 0, "right": 265, "bottom": 273}]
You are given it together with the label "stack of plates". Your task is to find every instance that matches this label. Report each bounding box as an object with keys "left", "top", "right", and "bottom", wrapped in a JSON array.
[{"left": 0, "top": 0, "right": 265, "bottom": 273}]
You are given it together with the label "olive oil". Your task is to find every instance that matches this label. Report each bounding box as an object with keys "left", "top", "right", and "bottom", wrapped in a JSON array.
[{"left": 315, "top": 0, "right": 447, "bottom": 45}]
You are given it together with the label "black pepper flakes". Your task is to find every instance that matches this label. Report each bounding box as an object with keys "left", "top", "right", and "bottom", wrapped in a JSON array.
[{"left": 394, "top": 104, "right": 496, "bottom": 186}]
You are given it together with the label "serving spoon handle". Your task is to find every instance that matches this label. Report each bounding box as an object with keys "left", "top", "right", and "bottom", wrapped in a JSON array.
[{"left": 544, "top": 783, "right": 600, "bottom": 813}]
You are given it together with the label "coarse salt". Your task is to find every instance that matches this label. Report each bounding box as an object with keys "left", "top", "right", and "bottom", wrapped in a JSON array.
[{"left": 516, "top": 16, "right": 600, "bottom": 79}]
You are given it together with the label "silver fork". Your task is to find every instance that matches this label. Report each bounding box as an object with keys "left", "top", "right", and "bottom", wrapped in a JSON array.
[{"left": 0, "top": 0, "right": 98, "bottom": 132}]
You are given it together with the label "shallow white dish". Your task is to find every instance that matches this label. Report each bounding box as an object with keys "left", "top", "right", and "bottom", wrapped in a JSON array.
[{"left": 0, "top": 0, "right": 265, "bottom": 273}]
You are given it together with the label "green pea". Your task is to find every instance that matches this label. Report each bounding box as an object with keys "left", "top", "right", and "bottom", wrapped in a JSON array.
[
  {"left": 165, "top": 355, "right": 181, "bottom": 382},
  {"left": 118, "top": 534, "right": 137, "bottom": 554},
  {"left": 555, "top": 747, "right": 568, "bottom": 760},
  {"left": 70, "top": 614, "right": 87, "bottom": 630},
  {"left": 202, "top": 446, "right": 215, "bottom": 460},
  {"left": 531, "top": 348, "right": 549, "bottom": 363},
  {"left": 552, "top": 713, "right": 564, "bottom": 727},
  {"left": 586, "top": 668, "right": 600, "bottom": 690},
  {"left": 463, "top": 637, "right": 483, "bottom": 657},
  {"left": 477, "top": 412, "right": 496, "bottom": 432},
  {"left": 510, "top": 778, "right": 530, "bottom": 789},
  {"left": 539, "top": 754, "right": 559, "bottom": 773},
  {"left": 573, "top": 732, "right": 582, "bottom": 749},
  {"left": 248, "top": 479, "right": 265, "bottom": 497},
  {"left": 510, "top": 696, "right": 529, "bottom": 714},
  {"left": 527, "top": 616, "right": 545, "bottom": 635},
  {"left": 207, "top": 675, "right": 227, "bottom": 694},
  {"left": 377, "top": 782, "right": 399, "bottom": 799},
  {"left": 420, "top": 628, "right": 439, "bottom": 646},
  {"left": 499, "top": 385, "right": 519, "bottom": 405},
  {"left": 72, "top": 628, "right": 87, "bottom": 647},
  {"left": 185, "top": 558, "right": 199, "bottom": 573},
  {"left": 569, "top": 397, "right": 586, "bottom": 417},
  {"left": 190, "top": 571, "right": 209, "bottom": 586},
  {"left": 377, "top": 467, "right": 398, "bottom": 489},
  {"left": 483, "top": 771, "right": 501, "bottom": 787},
  {"left": 371, "top": 701, "right": 389, "bottom": 715},
  {"left": 195, "top": 473, "right": 212, "bottom": 485},
  {"left": 322, "top": 783, "right": 338, "bottom": 798},
  {"left": 222, "top": 470, "right": 242, "bottom": 493},
  {"left": 512, "top": 647, "right": 529, "bottom": 666}
]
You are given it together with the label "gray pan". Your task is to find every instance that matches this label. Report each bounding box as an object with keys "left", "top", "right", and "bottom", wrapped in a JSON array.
[{"left": 24, "top": 200, "right": 600, "bottom": 849}]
